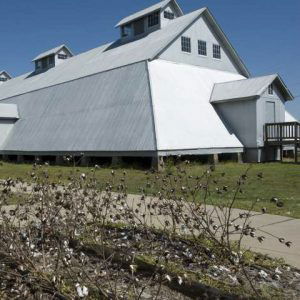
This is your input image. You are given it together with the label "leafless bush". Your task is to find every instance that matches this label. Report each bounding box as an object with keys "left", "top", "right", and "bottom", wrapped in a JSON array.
[{"left": 0, "top": 157, "right": 298, "bottom": 299}]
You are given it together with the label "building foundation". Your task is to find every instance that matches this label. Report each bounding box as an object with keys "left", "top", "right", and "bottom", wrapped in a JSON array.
[{"left": 151, "top": 156, "right": 164, "bottom": 171}]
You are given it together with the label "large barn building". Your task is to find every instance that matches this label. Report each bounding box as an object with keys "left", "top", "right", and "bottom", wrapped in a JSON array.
[{"left": 0, "top": 0, "right": 298, "bottom": 167}]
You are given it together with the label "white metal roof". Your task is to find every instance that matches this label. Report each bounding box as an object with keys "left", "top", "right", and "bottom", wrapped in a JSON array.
[
  {"left": 32, "top": 44, "right": 74, "bottom": 61},
  {"left": 0, "top": 103, "right": 19, "bottom": 119},
  {"left": 116, "top": 0, "right": 183, "bottom": 27},
  {"left": 0, "top": 9, "right": 204, "bottom": 102},
  {"left": 210, "top": 74, "right": 293, "bottom": 103},
  {"left": 148, "top": 60, "right": 244, "bottom": 151}
]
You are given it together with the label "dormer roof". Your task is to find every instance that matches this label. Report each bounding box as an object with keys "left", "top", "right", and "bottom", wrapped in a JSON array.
[
  {"left": 210, "top": 74, "right": 294, "bottom": 103},
  {"left": 0, "top": 71, "right": 12, "bottom": 80},
  {"left": 115, "top": 0, "right": 183, "bottom": 27},
  {"left": 0, "top": 103, "right": 19, "bottom": 119},
  {"left": 32, "top": 44, "right": 74, "bottom": 62}
]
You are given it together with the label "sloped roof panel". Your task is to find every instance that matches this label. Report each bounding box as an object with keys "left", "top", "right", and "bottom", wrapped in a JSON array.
[
  {"left": 1, "top": 62, "right": 156, "bottom": 152},
  {"left": 148, "top": 60, "right": 245, "bottom": 150},
  {"left": 0, "top": 9, "right": 203, "bottom": 102},
  {"left": 210, "top": 74, "right": 293, "bottom": 103}
]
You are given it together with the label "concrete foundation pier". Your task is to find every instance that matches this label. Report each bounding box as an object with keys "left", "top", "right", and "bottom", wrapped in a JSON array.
[
  {"left": 151, "top": 156, "right": 164, "bottom": 171},
  {"left": 209, "top": 154, "right": 219, "bottom": 165},
  {"left": 237, "top": 152, "right": 243, "bottom": 163}
]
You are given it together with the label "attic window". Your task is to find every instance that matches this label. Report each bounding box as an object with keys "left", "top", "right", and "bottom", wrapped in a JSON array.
[
  {"left": 58, "top": 54, "right": 68, "bottom": 59},
  {"left": 164, "top": 11, "right": 174, "bottom": 20},
  {"left": 181, "top": 36, "right": 191, "bottom": 53},
  {"left": 198, "top": 40, "right": 207, "bottom": 56},
  {"left": 148, "top": 11, "right": 159, "bottom": 27},
  {"left": 121, "top": 24, "right": 132, "bottom": 37},
  {"left": 213, "top": 44, "right": 221, "bottom": 59},
  {"left": 268, "top": 84, "right": 274, "bottom": 95}
]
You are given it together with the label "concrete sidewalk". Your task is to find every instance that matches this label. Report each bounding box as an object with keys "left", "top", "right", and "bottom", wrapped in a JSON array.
[{"left": 1, "top": 181, "right": 299, "bottom": 268}]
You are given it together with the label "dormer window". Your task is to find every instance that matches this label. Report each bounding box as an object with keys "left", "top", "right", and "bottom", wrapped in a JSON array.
[
  {"left": 58, "top": 54, "right": 68, "bottom": 60},
  {"left": 116, "top": 0, "right": 183, "bottom": 39},
  {"left": 148, "top": 11, "right": 159, "bottom": 27},
  {"left": 121, "top": 24, "right": 132, "bottom": 37},
  {"left": 164, "top": 11, "right": 175, "bottom": 20},
  {"left": 268, "top": 84, "right": 274, "bottom": 95},
  {"left": 32, "top": 45, "right": 73, "bottom": 73},
  {"left": 0, "top": 71, "right": 11, "bottom": 84}
]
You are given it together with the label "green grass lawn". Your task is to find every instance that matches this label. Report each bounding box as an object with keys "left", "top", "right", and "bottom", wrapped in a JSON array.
[{"left": 0, "top": 160, "right": 299, "bottom": 218}]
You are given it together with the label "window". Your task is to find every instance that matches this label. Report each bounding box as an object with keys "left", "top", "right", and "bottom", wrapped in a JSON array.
[
  {"left": 198, "top": 40, "right": 207, "bottom": 56},
  {"left": 49, "top": 55, "right": 55, "bottom": 66},
  {"left": 148, "top": 11, "right": 159, "bottom": 27},
  {"left": 213, "top": 44, "right": 221, "bottom": 59},
  {"left": 58, "top": 54, "right": 68, "bottom": 59},
  {"left": 35, "top": 60, "right": 42, "bottom": 70},
  {"left": 164, "top": 11, "right": 174, "bottom": 20},
  {"left": 121, "top": 24, "right": 132, "bottom": 37},
  {"left": 181, "top": 36, "right": 191, "bottom": 53},
  {"left": 133, "top": 18, "right": 145, "bottom": 35},
  {"left": 41, "top": 57, "right": 48, "bottom": 69},
  {"left": 0, "top": 77, "right": 7, "bottom": 82},
  {"left": 268, "top": 84, "right": 274, "bottom": 95}
]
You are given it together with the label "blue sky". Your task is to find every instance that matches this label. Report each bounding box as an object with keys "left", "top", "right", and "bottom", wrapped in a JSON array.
[{"left": 1, "top": 0, "right": 299, "bottom": 118}]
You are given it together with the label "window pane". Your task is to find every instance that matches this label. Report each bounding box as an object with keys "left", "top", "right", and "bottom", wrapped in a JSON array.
[
  {"left": 122, "top": 24, "right": 132, "bottom": 37},
  {"left": 213, "top": 44, "right": 221, "bottom": 59},
  {"left": 198, "top": 40, "right": 207, "bottom": 56},
  {"left": 148, "top": 11, "right": 159, "bottom": 27},
  {"left": 268, "top": 84, "right": 274, "bottom": 95},
  {"left": 181, "top": 36, "right": 191, "bottom": 53},
  {"left": 134, "top": 18, "right": 145, "bottom": 35},
  {"left": 164, "top": 11, "right": 174, "bottom": 20},
  {"left": 49, "top": 55, "right": 55, "bottom": 65}
]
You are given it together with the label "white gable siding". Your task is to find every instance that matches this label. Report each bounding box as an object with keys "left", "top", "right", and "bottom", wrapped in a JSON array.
[
  {"left": 159, "top": 15, "right": 241, "bottom": 74},
  {"left": 256, "top": 84, "right": 286, "bottom": 146}
]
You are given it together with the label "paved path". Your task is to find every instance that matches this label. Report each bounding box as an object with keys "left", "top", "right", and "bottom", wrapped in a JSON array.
[{"left": 1, "top": 182, "right": 299, "bottom": 268}]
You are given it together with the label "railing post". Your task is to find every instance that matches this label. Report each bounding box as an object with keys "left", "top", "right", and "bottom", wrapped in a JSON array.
[{"left": 295, "top": 124, "right": 298, "bottom": 164}]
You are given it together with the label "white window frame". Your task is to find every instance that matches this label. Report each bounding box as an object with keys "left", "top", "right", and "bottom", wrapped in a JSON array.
[
  {"left": 198, "top": 40, "right": 207, "bottom": 56},
  {"left": 181, "top": 36, "right": 191, "bottom": 53},
  {"left": 213, "top": 44, "right": 221, "bottom": 59}
]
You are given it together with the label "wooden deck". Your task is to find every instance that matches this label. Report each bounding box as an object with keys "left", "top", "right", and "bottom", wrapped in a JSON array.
[{"left": 265, "top": 122, "right": 299, "bottom": 163}]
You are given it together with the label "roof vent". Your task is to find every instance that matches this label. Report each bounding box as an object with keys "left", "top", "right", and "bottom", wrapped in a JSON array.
[
  {"left": 32, "top": 44, "right": 73, "bottom": 73},
  {"left": 0, "top": 71, "right": 12, "bottom": 84}
]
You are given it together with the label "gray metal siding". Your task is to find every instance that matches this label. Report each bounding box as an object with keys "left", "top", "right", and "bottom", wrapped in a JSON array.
[
  {"left": 215, "top": 99, "right": 257, "bottom": 148},
  {"left": 1, "top": 62, "right": 156, "bottom": 153},
  {"left": 159, "top": 14, "right": 241, "bottom": 74}
]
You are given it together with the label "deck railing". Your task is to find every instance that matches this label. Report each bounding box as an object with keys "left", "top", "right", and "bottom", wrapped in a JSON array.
[{"left": 265, "top": 122, "right": 300, "bottom": 144}]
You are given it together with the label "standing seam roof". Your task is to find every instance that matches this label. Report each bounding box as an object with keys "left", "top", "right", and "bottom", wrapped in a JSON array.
[
  {"left": 1, "top": 62, "right": 156, "bottom": 152},
  {"left": 0, "top": 9, "right": 204, "bottom": 102},
  {"left": 210, "top": 74, "right": 293, "bottom": 102}
]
